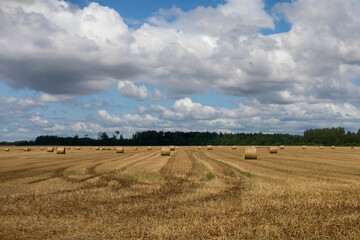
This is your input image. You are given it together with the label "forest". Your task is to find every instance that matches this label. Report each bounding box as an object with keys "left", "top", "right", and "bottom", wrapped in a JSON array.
[{"left": 1, "top": 127, "right": 360, "bottom": 146}]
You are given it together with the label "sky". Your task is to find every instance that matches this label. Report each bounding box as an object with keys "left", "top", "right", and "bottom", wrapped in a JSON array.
[{"left": 1, "top": 0, "right": 360, "bottom": 141}]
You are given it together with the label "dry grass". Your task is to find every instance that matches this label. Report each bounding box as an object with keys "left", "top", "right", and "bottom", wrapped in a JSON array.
[{"left": 0, "top": 146, "right": 360, "bottom": 239}]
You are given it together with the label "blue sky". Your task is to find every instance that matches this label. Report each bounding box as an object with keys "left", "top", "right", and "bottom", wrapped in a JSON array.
[{"left": 1, "top": 0, "right": 360, "bottom": 141}]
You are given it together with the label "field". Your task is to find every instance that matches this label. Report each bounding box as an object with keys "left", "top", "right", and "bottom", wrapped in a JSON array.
[{"left": 1, "top": 146, "right": 360, "bottom": 239}]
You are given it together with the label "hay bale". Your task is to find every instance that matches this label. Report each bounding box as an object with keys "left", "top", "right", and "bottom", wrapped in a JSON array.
[
  {"left": 67, "top": 147, "right": 70, "bottom": 150},
  {"left": 89, "top": 147, "right": 92, "bottom": 149},
  {"left": 268, "top": 146, "right": 278, "bottom": 154},
  {"left": 302, "top": 146, "right": 307, "bottom": 149},
  {"left": 169, "top": 146, "right": 175, "bottom": 151},
  {"left": 47, "top": 147, "right": 54, "bottom": 152},
  {"left": 116, "top": 147, "right": 124, "bottom": 153},
  {"left": 4, "top": 148, "right": 9, "bottom": 152},
  {"left": 24, "top": 147, "right": 31, "bottom": 151},
  {"left": 207, "top": 145, "right": 213, "bottom": 150},
  {"left": 95, "top": 147, "right": 100, "bottom": 150},
  {"left": 319, "top": 146, "right": 324, "bottom": 149},
  {"left": 76, "top": 147, "right": 80, "bottom": 150},
  {"left": 244, "top": 146, "right": 257, "bottom": 160},
  {"left": 175, "top": 147, "right": 179, "bottom": 150},
  {"left": 331, "top": 146, "right": 335, "bottom": 149},
  {"left": 279, "top": 145, "right": 285, "bottom": 149},
  {"left": 232, "top": 146, "right": 237, "bottom": 150},
  {"left": 197, "top": 146, "right": 202, "bottom": 150},
  {"left": 56, "top": 147, "right": 66, "bottom": 154},
  {"left": 219, "top": 146, "right": 222, "bottom": 149},
  {"left": 161, "top": 147, "right": 170, "bottom": 156},
  {"left": 40, "top": 147, "right": 44, "bottom": 150},
  {"left": 134, "top": 147, "right": 138, "bottom": 150},
  {"left": 147, "top": 146, "right": 152, "bottom": 150}
]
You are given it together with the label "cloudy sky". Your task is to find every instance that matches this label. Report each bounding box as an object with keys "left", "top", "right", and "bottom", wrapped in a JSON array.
[{"left": 1, "top": 0, "right": 360, "bottom": 141}]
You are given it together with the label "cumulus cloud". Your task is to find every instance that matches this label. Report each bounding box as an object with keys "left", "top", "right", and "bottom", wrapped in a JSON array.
[
  {"left": 150, "top": 89, "right": 165, "bottom": 101},
  {"left": 0, "top": 0, "right": 137, "bottom": 94},
  {"left": 134, "top": 97, "right": 360, "bottom": 133},
  {"left": 29, "top": 116, "right": 53, "bottom": 128},
  {"left": 40, "top": 93, "right": 73, "bottom": 103},
  {"left": 117, "top": 80, "right": 148, "bottom": 100},
  {"left": 0, "top": 96, "right": 45, "bottom": 124},
  {"left": 2, "top": 0, "right": 360, "bottom": 141},
  {"left": 82, "top": 99, "right": 109, "bottom": 109},
  {"left": 1, "top": 0, "right": 360, "bottom": 105}
]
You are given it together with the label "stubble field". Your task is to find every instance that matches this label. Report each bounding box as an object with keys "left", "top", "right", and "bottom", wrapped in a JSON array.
[{"left": 0, "top": 146, "right": 360, "bottom": 239}]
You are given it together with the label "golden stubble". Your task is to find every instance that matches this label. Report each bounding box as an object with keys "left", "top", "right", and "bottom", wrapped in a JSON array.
[{"left": 0, "top": 146, "right": 359, "bottom": 239}]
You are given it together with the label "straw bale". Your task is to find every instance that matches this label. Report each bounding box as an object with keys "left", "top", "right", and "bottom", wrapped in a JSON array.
[
  {"left": 161, "top": 147, "right": 170, "bottom": 156},
  {"left": 268, "top": 146, "right": 278, "bottom": 154},
  {"left": 244, "top": 146, "right": 257, "bottom": 160},
  {"left": 116, "top": 147, "right": 124, "bottom": 153},
  {"left": 56, "top": 147, "right": 66, "bottom": 154}
]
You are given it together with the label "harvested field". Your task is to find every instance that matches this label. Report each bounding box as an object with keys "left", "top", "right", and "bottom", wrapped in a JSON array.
[{"left": 0, "top": 146, "right": 360, "bottom": 239}]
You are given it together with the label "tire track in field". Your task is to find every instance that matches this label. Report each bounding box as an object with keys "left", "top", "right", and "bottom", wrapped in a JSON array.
[
  {"left": 113, "top": 150, "right": 204, "bottom": 205},
  {"left": 25, "top": 154, "right": 120, "bottom": 184},
  {"left": 114, "top": 150, "right": 247, "bottom": 218},
  {"left": 205, "top": 150, "right": 358, "bottom": 184},
  {"left": 219, "top": 148, "right": 359, "bottom": 172}
]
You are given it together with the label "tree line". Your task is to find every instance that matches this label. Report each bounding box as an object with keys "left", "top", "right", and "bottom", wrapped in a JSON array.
[{"left": 1, "top": 127, "right": 360, "bottom": 146}]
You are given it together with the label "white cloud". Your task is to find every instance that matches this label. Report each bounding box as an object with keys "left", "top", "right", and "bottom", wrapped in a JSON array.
[
  {"left": 117, "top": 80, "right": 148, "bottom": 100},
  {"left": 82, "top": 99, "right": 109, "bottom": 109},
  {"left": 29, "top": 116, "right": 53, "bottom": 128},
  {"left": 44, "top": 124, "right": 66, "bottom": 132},
  {"left": 40, "top": 93, "right": 74, "bottom": 103},
  {"left": 97, "top": 110, "right": 122, "bottom": 124},
  {"left": 17, "top": 128, "right": 29, "bottom": 133},
  {"left": 1, "top": 0, "right": 359, "bottom": 105},
  {"left": 1, "top": 0, "right": 360, "bottom": 141},
  {"left": 150, "top": 89, "right": 165, "bottom": 101}
]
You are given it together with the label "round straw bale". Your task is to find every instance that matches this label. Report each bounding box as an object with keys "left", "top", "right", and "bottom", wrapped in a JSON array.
[
  {"left": 24, "top": 147, "right": 31, "bottom": 151},
  {"left": 116, "top": 147, "right": 124, "bottom": 153},
  {"left": 331, "top": 146, "right": 335, "bottom": 149},
  {"left": 170, "top": 146, "right": 175, "bottom": 151},
  {"left": 302, "top": 146, "right": 307, "bottom": 149},
  {"left": 232, "top": 146, "right": 237, "bottom": 150},
  {"left": 207, "top": 145, "right": 213, "bottom": 150},
  {"left": 56, "top": 147, "right": 66, "bottom": 154},
  {"left": 40, "top": 147, "right": 44, "bottom": 150},
  {"left": 161, "top": 147, "right": 170, "bottom": 156},
  {"left": 4, "top": 148, "right": 9, "bottom": 152},
  {"left": 280, "top": 145, "right": 285, "bottom": 149},
  {"left": 95, "top": 147, "right": 99, "bottom": 150},
  {"left": 268, "top": 146, "right": 278, "bottom": 154},
  {"left": 147, "top": 146, "right": 152, "bottom": 150},
  {"left": 197, "top": 146, "right": 202, "bottom": 150},
  {"left": 219, "top": 146, "right": 222, "bottom": 149},
  {"left": 76, "top": 147, "right": 80, "bottom": 150},
  {"left": 134, "top": 147, "right": 138, "bottom": 150},
  {"left": 319, "top": 146, "right": 324, "bottom": 149},
  {"left": 47, "top": 147, "right": 54, "bottom": 152},
  {"left": 244, "top": 146, "right": 257, "bottom": 160}
]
